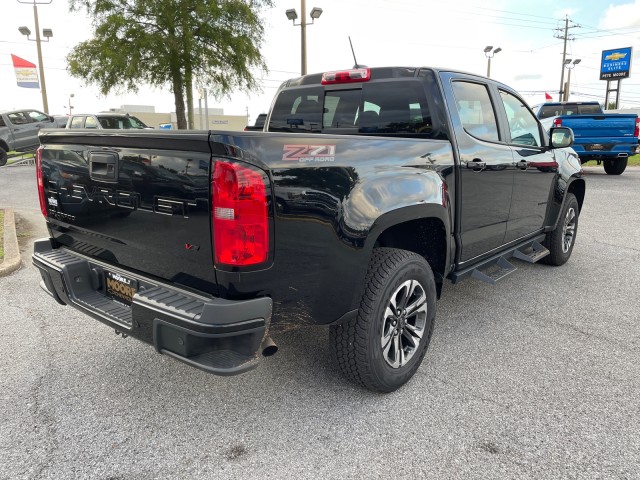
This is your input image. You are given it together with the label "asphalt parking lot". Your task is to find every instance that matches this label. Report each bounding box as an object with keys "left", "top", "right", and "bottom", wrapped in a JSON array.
[{"left": 1, "top": 165, "right": 639, "bottom": 479}]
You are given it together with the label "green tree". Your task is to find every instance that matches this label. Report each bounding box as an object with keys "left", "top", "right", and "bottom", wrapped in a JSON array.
[{"left": 67, "top": 0, "right": 273, "bottom": 129}]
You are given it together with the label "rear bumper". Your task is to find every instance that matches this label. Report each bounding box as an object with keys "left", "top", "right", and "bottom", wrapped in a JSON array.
[
  {"left": 32, "top": 238, "right": 273, "bottom": 376},
  {"left": 572, "top": 142, "right": 637, "bottom": 160}
]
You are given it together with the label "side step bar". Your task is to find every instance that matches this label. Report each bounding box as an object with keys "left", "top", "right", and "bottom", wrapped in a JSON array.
[{"left": 450, "top": 237, "right": 549, "bottom": 285}]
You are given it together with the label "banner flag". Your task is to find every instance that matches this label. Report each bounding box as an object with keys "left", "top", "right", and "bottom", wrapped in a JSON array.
[
  {"left": 11, "top": 54, "right": 40, "bottom": 88},
  {"left": 545, "top": 92, "right": 553, "bottom": 101}
]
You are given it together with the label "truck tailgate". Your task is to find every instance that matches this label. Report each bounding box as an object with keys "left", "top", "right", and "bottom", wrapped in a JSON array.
[
  {"left": 39, "top": 131, "right": 219, "bottom": 294},
  {"left": 560, "top": 114, "right": 637, "bottom": 140}
]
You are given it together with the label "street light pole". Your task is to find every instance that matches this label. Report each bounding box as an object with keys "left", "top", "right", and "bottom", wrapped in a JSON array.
[
  {"left": 563, "top": 59, "right": 581, "bottom": 102},
  {"left": 32, "top": 3, "right": 48, "bottom": 113},
  {"left": 18, "top": 0, "right": 53, "bottom": 114},
  {"left": 300, "top": 0, "right": 306, "bottom": 76},
  {"left": 484, "top": 46, "right": 502, "bottom": 78},
  {"left": 286, "top": 1, "right": 323, "bottom": 76}
]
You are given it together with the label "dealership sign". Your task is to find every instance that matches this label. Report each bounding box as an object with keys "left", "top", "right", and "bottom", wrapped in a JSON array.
[
  {"left": 11, "top": 54, "right": 39, "bottom": 88},
  {"left": 600, "top": 47, "right": 633, "bottom": 80}
]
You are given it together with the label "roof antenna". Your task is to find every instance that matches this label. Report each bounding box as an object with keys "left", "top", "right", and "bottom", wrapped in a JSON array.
[{"left": 349, "top": 36, "right": 366, "bottom": 68}]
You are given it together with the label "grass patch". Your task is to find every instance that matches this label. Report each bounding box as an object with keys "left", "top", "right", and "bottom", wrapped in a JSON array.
[
  {"left": 0, "top": 210, "right": 4, "bottom": 261},
  {"left": 6, "top": 151, "right": 35, "bottom": 165}
]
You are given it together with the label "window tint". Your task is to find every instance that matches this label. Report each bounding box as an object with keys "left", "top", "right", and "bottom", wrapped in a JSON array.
[
  {"left": 538, "top": 106, "right": 561, "bottom": 119},
  {"left": 84, "top": 116, "right": 98, "bottom": 129},
  {"left": 27, "top": 110, "right": 49, "bottom": 122},
  {"left": 70, "top": 116, "right": 84, "bottom": 128},
  {"left": 538, "top": 104, "right": 603, "bottom": 119},
  {"left": 268, "top": 87, "right": 323, "bottom": 132},
  {"left": 499, "top": 90, "right": 541, "bottom": 147},
  {"left": 579, "top": 105, "right": 602, "bottom": 115},
  {"left": 268, "top": 81, "right": 443, "bottom": 138},
  {"left": 323, "top": 89, "right": 360, "bottom": 129},
  {"left": 451, "top": 81, "right": 499, "bottom": 142},
  {"left": 357, "top": 82, "right": 435, "bottom": 136},
  {"left": 7, "top": 112, "right": 32, "bottom": 125}
]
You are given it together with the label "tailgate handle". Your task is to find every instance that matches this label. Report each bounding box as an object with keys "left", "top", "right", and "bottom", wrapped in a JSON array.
[{"left": 89, "top": 152, "right": 118, "bottom": 182}]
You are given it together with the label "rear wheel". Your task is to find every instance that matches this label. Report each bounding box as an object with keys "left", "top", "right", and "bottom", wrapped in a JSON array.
[
  {"left": 0, "top": 147, "right": 7, "bottom": 167},
  {"left": 603, "top": 157, "right": 627, "bottom": 175},
  {"left": 330, "top": 248, "right": 436, "bottom": 392},
  {"left": 542, "top": 193, "right": 579, "bottom": 266}
]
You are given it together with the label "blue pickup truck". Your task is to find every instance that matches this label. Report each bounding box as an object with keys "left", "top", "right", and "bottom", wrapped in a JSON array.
[{"left": 536, "top": 102, "right": 639, "bottom": 175}]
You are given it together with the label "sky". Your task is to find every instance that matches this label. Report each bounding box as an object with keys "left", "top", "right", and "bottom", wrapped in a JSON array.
[{"left": 2, "top": 0, "right": 640, "bottom": 124}]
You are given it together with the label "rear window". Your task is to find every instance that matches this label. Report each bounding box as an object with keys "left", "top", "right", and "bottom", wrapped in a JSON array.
[
  {"left": 268, "top": 80, "right": 447, "bottom": 139},
  {"left": 538, "top": 104, "right": 602, "bottom": 119}
]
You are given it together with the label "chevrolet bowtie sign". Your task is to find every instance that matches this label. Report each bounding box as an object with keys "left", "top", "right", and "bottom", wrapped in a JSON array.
[{"left": 600, "top": 47, "right": 633, "bottom": 81}]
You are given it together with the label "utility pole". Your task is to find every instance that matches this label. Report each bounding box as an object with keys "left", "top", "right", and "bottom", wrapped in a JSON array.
[{"left": 554, "top": 15, "right": 580, "bottom": 102}]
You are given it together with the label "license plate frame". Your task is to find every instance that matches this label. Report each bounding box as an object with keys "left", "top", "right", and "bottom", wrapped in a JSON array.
[
  {"left": 104, "top": 269, "right": 138, "bottom": 307},
  {"left": 586, "top": 144, "right": 604, "bottom": 151}
]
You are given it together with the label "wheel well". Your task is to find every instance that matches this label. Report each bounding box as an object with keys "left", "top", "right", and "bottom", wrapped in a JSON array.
[
  {"left": 569, "top": 179, "right": 586, "bottom": 212},
  {"left": 0, "top": 140, "right": 9, "bottom": 153},
  {"left": 374, "top": 218, "right": 447, "bottom": 296}
]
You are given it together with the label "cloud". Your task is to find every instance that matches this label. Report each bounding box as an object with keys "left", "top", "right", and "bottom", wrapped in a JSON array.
[{"left": 601, "top": 0, "right": 640, "bottom": 29}]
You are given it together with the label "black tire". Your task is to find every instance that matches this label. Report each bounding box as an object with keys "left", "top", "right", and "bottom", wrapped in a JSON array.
[
  {"left": 0, "top": 147, "right": 7, "bottom": 167},
  {"left": 603, "top": 157, "right": 627, "bottom": 175},
  {"left": 541, "top": 193, "right": 579, "bottom": 266},
  {"left": 330, "top": 248, "right": 436, "bottom": 392}
]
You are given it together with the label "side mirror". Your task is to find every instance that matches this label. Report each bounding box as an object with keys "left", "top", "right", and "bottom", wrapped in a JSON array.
[{"left": 550, "top": 127, "right": 574, "bottom": 148}]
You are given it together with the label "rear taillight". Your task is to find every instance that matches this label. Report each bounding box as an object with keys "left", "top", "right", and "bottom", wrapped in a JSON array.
[
  {"left": 634, "top": 117, "right": 639, "bottom": 138},
  {"left": 35, "top": 147, "right": 47, "bottom": 218},
  {"left": 553, "top": 118, "right": 562, "bottom": 127},
  {"left": 321, "top": 67, "right": 371, "bottom": 85},
  {"left": 212, "top": 160, "right": 269, "bottom": 267}
]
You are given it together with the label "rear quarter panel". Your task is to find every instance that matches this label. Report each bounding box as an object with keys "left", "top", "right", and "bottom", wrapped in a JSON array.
[{"left": 210, "top": 132, "right": 455, "bottom": 326}]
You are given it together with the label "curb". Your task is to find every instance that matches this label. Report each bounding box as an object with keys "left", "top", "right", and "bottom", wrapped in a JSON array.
[{"left": 0, "top": 208, "right": 21, "bottom": 277}]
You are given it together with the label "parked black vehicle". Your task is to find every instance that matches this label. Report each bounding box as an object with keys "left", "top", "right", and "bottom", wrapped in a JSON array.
[{"left": 33, "top": 67, "right": 584, "bottom": 392}]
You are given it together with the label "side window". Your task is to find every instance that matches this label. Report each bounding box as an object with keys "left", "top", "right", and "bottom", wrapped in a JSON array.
[
  {"left": 27, "top": 110, "right": 50, "bottom": 122},
  {"left": 84, "top": 116, "right": 98, "bottom": 129},
  {"left": 451, "top": 82, "right": 499, "bottom": 142},
  {"left": 499, "top": 90, "right": 542, "bottom": 147},
  {"left": 0, "top": 116, "right": 5, "bottom": 127},
  {"left": 7, "top": 112, "right": 32, "bottom": 125},
  {"left": 70, "top": 116, "right": 84, "bottom": 128}
]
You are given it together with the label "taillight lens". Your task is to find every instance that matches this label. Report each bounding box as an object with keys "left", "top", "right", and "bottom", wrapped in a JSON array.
[
  {"left": 212, "top": 160, "right": 269, "bottom": 267},
  {"left": 35, "top": 147, "right": 47, "bottom": 218},
  {"left": 553, "top": 118, "right": 562, "bottom": 127},
  {"left": 634, "top": 117, "right": 639, "bottom": 138}
]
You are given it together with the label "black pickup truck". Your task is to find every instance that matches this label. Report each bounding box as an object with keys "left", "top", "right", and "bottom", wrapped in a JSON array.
[{"left": 33, "top": 67, "right": 584, "bottom": 392}]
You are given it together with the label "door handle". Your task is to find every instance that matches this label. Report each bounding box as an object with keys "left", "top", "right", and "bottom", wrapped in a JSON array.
[
  {"left": 467, "top": 159, "right": 486, "bottom": 171},
  {"left": 517, "top": 160, "right": 528, "bottom": 170}
]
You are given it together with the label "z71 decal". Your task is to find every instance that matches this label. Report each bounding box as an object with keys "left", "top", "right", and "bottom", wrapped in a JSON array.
[{"left": 282, "top": 144, "right": 336, "bottom": 162}]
